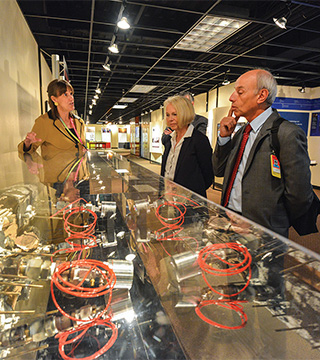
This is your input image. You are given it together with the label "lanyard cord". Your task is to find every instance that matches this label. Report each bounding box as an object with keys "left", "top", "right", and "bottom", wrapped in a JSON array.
[
  {"left": 70, "top": 118, "right": 84, "bottom": 146},
  {"left": 64, "top": 156, "right": 84, "bottom": 183},
  {"left": 59, "top": 116, "right": 87, "bottom": 149},
  {"left": 57, "top": 156, "right": 80, "bottom": 183}
]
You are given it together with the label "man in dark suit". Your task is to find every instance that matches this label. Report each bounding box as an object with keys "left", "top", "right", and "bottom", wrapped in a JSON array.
[
  {"left": 161, "top": 91, "right": 208, "bottom": 144},
  {"left": 212, "top": 69, "right": 314, "bottom": 237}
]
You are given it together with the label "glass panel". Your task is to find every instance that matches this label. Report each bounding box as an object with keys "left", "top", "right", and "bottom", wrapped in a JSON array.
[{"left": 1, "top": 149, "right": 319, "bottom": 359}]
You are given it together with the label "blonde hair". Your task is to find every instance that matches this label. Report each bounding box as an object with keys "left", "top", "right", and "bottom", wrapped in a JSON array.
[
  {"left": 164, "top": 95, "right": 195, "bottom": 128},
  {"left": 47, "top": 79, "right": 74, "bottom": 120}
]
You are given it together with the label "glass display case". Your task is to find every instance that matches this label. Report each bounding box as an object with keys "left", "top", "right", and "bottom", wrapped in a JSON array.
[{"left": 1, "top": 149, "right": 320, "bottom": 360}]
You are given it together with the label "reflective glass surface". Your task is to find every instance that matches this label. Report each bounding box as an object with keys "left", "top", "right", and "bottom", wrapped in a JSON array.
[{"left": 1, "top": 149, "right": 320, "bottom": 360}]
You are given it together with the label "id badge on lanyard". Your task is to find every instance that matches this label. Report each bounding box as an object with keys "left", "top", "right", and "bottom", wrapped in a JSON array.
[{"left": 270, "top": 154, "right": 281, "bottom": 178}]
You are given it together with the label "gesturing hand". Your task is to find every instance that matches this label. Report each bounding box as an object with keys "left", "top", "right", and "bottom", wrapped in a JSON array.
[
  {"left": 24, "top": 132, "right": 42, "bottom": 148},
  {"left": 219, "top": 106, "right": 239, "bottom": 137}
]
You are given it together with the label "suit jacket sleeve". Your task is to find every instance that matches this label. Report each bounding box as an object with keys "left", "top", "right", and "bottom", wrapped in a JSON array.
[
  {"left": 278, "top": 122, "right": 314, "bottom": 220},
  {"left": 212, "top": 139, "right": 232, "bottom": 177},
  {"left": 18, "top": 114, "right": 48, "bottom": 154}
]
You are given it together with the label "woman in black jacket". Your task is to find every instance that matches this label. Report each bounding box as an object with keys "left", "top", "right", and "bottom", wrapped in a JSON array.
[{"left": 161, "top": 95, "right": 213, "bottom": 198}]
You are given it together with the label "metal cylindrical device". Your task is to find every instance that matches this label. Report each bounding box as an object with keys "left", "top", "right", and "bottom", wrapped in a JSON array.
[
  {"left": 109, "top": 289, "right": 135, "bottom": 322},
  {"left": 172, "top": 251, "right": 201, "bottom": 282},
  {"left": 106, "top": 259, "right": 134, "bottom": 289},
  {"left": 100, "top": 201, "right": 116, "bottom": 218}
]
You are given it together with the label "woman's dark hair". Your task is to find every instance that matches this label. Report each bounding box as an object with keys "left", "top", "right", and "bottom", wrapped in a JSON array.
[{"left": 47, "top": 79, "right": 74, "bottom": 119}]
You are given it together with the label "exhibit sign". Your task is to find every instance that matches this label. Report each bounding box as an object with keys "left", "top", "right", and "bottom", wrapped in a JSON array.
[
  {"left": 277, "top": 111, "right": 309, "bottom": 135},
  {"left": 101, "top": 128, "right": 111, "bottom": 142},
  {"left": 151, "top": 126, "right": 162, "bottom": 154},
  {"left": 310, "top": 113, "right": 320, "bottom": 136},
  {"left": 86, "top": 127, "right": 95, "bottom": 142},
  {"left": 273, "top": 97, "right": 320, "bottom": 111}
]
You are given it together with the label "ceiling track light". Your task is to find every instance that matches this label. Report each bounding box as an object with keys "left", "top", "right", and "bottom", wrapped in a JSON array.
[
  {"left": 222, "top": 72, "right": 230, "bottom": 86},
  {"left": 273, "top": 16, "right": 287, "bottom": 29},
  {"left": 95, "top": 87, "right": 101, "bottom": 94},
  {"left": 273, "top": 1, "right": 292, "bottom": 29},
  {"left": 117, "top": 16, "right": 130, "bottom": 30},
  {"left": 103, "top": 62, "right": 111, "bottom": 71},
  {"left": 298, "top": 86, "right": 306, "bottom": 93},
  {"left": 108, "top": 43, "right": 119, "bottom": 54}
]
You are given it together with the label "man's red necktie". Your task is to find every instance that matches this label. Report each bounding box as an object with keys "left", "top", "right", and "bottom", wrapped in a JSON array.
[{"left": 224, "top": 123, "right": 252, "bottom": 207}]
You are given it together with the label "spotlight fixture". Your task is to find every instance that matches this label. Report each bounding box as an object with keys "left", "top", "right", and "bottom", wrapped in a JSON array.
[
  {"left": 222, "top": 78, "right": 230, "bottom": 86},
  {"left": 94, "top": 94, "right": 99, "bottom": 100},
  {"left": 102, "top": 62, "right": 111, "bottom": 71},
  {"left": 273, "top": 1, "right": 291, "bottom": 29},
  {"left": 273, "top": 16, "right": 287, "bottom": 29},
  {"left": 298, "top": 86, "right": 306, "bottom": 93},
  {"left": 108, "top": 43, "right": 119, "bottom": 54},
  {"left": 92, "top": 99, "right": 97, "bottom": 105},
  {"left": 117, "top": 16, "right": 130, "bottom": 30},
  {"left": 89, "top": 110, "right": 92, "bottom": 115},
  {"left": 95, "top": 88, "right": 101, "bottom": 94},
  {"left": 89, "top": 104, "right": 93, "bottom": 109},
  {"left": 222, "top": 72, "right": 230, "bottom": 86}
]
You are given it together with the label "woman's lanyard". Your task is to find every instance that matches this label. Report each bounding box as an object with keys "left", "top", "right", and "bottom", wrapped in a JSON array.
[
  {"left": 59, "top": 116, "right": 86, "bottom": 148},
  {"left": 56, "top": 154, "right": 85, "bottom": 184},
  {"left": 65, "top": 156, "right": 85, "bottom": 183}
]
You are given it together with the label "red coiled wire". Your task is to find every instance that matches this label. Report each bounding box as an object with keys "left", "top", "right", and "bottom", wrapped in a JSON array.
[
  {"left": 154, "top": 193, "right": 200, "bottom": 255},
  {"left": 56, "top": 319, "right": 118, "bottom": 360},
  {"left": 196, "top": 242, "right": 252, "bottom": 329},
  {"left": 51, "top": 259, "right": 116, "bottom": 323},
  {"left": 195, "top": 299, "right": 247, "bottom": 330},
  {"left": 50, "top": 198, "right": 118, "bottom": 358},
  {"left": 198, "top": 242, "right": 252, "bottom": 297}
]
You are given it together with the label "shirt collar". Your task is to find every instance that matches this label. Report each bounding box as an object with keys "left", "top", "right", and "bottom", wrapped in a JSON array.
[
  {"left": 185, "top": 124, "right": 194, "bottom": 137},
  {"left": 249, "top": 106, "right": 272, "bottom": 133},
  {"left": 171, "top": 124, "right": 194, "bottom": 140}
]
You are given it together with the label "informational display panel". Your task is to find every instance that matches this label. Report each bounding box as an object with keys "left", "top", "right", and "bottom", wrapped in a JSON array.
[
  {"left": 150, "top": 126, "right": 162, "bottom": 153},
  {"left": 310, "top": 113, "right": 320, "bottom": 136},
  {"left": 273, "top": 97, "right": 320, "bottom": 111},
  {"left": 130, "top": 123, "right": 135, "bottom": 154},
  {"left": 278, "top": 111, "right": 309, "bottom": 135},
  {"left": 86, "top": 126, "right": 95, "bottom": 142},
  {"left": 101, "top": 128, "right": 111, "bottom": 142},
  {"left": 141, "top": 123, "right": 149, "bottom": 158},
  {"left": 118, "top": 127, "right": 127, "bottom": 143}
]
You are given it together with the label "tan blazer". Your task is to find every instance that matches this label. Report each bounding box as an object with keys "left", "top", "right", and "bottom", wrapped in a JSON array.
[{"left": 18, "top": 110, "right": 86, "bottom": 159}]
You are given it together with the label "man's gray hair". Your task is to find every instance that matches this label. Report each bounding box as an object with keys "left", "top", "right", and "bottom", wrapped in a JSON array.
[
  {"left": 177, "top": 90, "right": 195, "bottom": 103},
  {"left": 256, "top": 69, "right": 278, "bottom": 106}
]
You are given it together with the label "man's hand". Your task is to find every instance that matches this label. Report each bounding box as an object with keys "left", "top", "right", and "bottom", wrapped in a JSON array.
[
  {"left": 219, "top": 106, "right": 239, "bottom": 137},
  {"left": 24, "top": 132, "right": 42, "bottom": 149}
]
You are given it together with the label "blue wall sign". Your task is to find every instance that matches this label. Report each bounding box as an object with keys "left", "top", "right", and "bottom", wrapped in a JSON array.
[
  {"left": 274, "top": 97, "right": 320, "bottom": 111},
  {"left": 310, "top": 113, "right": 320, "bottom": 136},
  {"left": 277, "top": 111, "right": 309, "bottom": 135}
]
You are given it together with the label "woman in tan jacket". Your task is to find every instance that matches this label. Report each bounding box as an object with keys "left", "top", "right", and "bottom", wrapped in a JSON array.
[{"left": 18, "top": 79, "right": 86, "bottom": 158}]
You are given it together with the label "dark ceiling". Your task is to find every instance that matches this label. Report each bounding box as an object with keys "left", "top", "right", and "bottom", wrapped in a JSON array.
[{"left": 17, "top": 0, "right": 320, "bottom": 124}]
